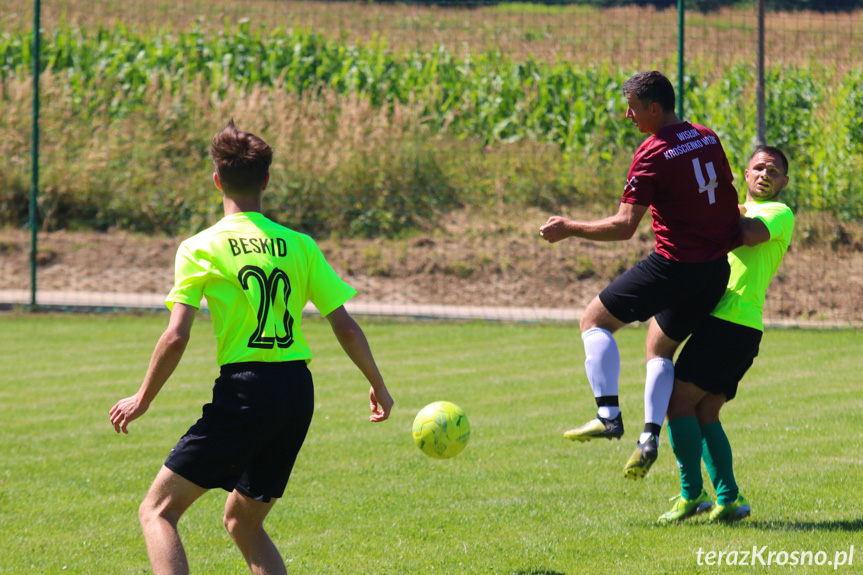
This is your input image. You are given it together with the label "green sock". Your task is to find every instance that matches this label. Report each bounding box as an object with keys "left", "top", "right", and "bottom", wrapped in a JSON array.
[
  {"left": 701, "top": 421, "right": 739, "bottom": 505},
  {"left": 667, "top": 417, "right": 703, "bottom": 501}
]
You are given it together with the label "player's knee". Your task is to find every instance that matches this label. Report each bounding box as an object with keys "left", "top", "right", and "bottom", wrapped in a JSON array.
[
  {"left": 666, "top": 391, "right": 691, "bottom": 420},
  {"left": 223, "top": 510, "right": 254, "bottom": 539},
  {"left": 222, "top": 512, "right": 235, "bottom": 535},
  {"left": 666, "top": 379, "right": 701, "bottom": 420},
  {"left": 137, "top": 500, "right": 148, "bottom": 527},
  {"left": 223, "top": 514, "right": 265, "bottom": 545},
  {"left": 139, "top": 496, "right": 181, "bottom": 529},
  {"left": 138, "top": 498, "right": 159, "bottom": 529},
  {"left": 694, "top": 399, "right": 723, "bottom": 425},
  {"left": 645, "top": 331, "right": 680, "bottom": 360},
  {"left": 580, "top": 297, "right": 614, "bottom": 333}
]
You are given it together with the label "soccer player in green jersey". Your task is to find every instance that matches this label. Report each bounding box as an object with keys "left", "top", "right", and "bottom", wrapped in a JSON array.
[
  {"left": 657, "top": 146, "right": 794, "bottom": 523},
  {"left": 109, "top": 120, "right": 394, "bottom": 574}
]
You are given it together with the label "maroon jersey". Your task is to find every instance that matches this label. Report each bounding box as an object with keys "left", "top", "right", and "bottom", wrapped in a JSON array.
[{"left": 622, "top": 122, "right": 742, "bottom": 263}]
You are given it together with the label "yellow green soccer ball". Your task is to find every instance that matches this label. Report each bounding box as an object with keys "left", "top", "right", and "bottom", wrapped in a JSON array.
[{"left": 412, "top": 401, "right": 471, "bottom": 459}]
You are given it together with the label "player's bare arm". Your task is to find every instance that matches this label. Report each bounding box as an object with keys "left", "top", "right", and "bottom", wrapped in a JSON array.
[
  {"left": 539, "top": 202, "right": 648, "bottom": 243},
  {"left": 325, "top": 305, "right": 394, "bottom": 422},
  {"left": 739, "top": 215, "right": 771, "bottom": 247},
  {"left": 109, "top": 303, "right": 197, "bottom": 434}
]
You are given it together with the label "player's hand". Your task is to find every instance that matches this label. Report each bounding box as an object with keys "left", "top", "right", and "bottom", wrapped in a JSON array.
[
  {"left": 738, "top": 203, "right": 748, "bottom": 216},
  {"left": 369, "top": 385, "right": 394, "bottom": 423},
  {"left": 539, "top": 216, "right": 571, "bottom": 243},
  {"left": 109, "top": 395, "right": 148, "bottom": 434}
]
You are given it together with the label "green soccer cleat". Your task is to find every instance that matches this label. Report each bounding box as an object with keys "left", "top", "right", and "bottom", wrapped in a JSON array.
[
  {"left": 622, "top": 434, "right": 658, "bottom": 479},
  {"left": 563, "top": 413, "right": 624, "bottom": 442},
  {"left": 709, "top": 494, "right": 751, "bottom": 522},
  {"left": 657, "top": 489, "right": 714, "bottom": 523}
]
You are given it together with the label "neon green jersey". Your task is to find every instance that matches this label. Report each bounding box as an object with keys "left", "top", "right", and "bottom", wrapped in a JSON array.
[
  {"left": 166, "top": 212, "right": 356, "bottom": 366},
  {"left": 711, "top": 200, "right": 794, "bottom": 331}
]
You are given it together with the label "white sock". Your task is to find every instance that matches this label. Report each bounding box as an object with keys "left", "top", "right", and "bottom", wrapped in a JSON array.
[
  {"left": 644, "top": 357, "right": 674, "bottom": 430},
  {"left": 582, "top": 328, "right": 621, "bottom": 419},
  {"left": 639, "top": 432, "right": 657, "bottom": 444}
]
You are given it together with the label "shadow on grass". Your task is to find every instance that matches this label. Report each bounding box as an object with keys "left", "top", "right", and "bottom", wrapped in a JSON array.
[
  {"left": 512, "top": 570, "right": 567, "bottom": 575},
  {"left": 745, "top": 518, "right": 863, "bottom": 532}
]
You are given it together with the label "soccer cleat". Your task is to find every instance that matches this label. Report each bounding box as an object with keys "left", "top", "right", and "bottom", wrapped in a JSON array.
[
  {"left": 657, "top": 489, "right": 714, "bottom": 523},
  {"left": 563, "top": 413, "right": 624, "bottom": 442},
  {"left": 622, "top": 434, "right": 658, "bottom": 479},
  {"left": 709, "top": 494, "right": 751, "bottom": 522}
]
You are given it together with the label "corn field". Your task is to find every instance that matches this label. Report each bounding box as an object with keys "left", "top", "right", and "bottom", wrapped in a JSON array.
[{"left": 2, "top": 6, "right": 863, "bottom": 236}]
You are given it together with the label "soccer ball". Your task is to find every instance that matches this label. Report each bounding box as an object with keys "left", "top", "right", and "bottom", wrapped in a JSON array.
[{"left": 412, "top": 401, "right": 471, "bottom": 459}]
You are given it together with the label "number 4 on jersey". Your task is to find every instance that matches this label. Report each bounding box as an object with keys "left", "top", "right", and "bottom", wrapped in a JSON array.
[{"left": 692, "top": 157, "right": 718, "bottom": 205}]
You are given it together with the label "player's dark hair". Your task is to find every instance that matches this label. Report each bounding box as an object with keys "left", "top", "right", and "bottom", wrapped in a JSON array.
[
  {"left": 750, "top": 145, "right": 789, "bottom": 175},
  {"left": 210, "top": 119, "right": 273, "bottom": 196},
  {"left": 622, "top": 71, "right": 676, "bottom": 114}
]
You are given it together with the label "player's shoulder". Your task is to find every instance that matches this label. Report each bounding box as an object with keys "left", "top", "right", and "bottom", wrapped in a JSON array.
[
  {"left": 688, "top": 122, "right": 717, "bottom": 136},
  {"left": 178, "top": 221, "right": 222, "bottom": 251},
  {"left": 748, "top": 200, "right": 793, "bottom": 219},
  {"left": 258, "top": 218, "right": 323, "bottom": 254},
  {"left": 274, "top": 223, "right": 318, "bottom": 247},
  {"left": 632, "top": 133, "right": 662, "bottom": 161},
  {"left": 747, "top": 201, "right": 795, "bottom": 238}
]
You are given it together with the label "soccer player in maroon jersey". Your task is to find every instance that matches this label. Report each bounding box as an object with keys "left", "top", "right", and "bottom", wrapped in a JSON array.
[{"left": 539, "top": 71, "right": 742, "bottom": 479}]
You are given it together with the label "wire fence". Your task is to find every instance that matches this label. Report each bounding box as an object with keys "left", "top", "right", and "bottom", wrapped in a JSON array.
[{"left": 1, "top": 0, "right": 862, "bottom": 326}]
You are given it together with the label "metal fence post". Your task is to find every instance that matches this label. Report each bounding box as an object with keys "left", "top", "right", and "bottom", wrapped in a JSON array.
[
  {"left": 677, "top": 0, "right": 685, "bottom": 119},
  {"left": 29, "top": 0, "right": 41, "bottom": 308},
  {"left": 756, "top": 0, "right": 766, "bottom": 146}
]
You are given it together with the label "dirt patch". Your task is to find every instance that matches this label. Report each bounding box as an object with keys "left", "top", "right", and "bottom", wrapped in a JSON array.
[{"left": 2, "top": 212, "right": 862, "bottom": 325}]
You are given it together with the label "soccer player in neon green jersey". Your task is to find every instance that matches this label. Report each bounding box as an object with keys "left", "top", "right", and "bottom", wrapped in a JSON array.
[
  {"left": 657, "top": 146, "right": 794, "bottom": 523},
  {"left": 109, "top": 120, "right": 394, "bottom": 574}
]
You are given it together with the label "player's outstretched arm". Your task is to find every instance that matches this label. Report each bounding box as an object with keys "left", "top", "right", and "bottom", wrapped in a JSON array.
[
  {"left": 109, "top": 303, "right": 197, "bottom": 434},
  {"left": 539, "top": 203, "right": 648, "bottom": 243},
  {"left": 325, "top": 305, "right": 394, "bottom": 422}
]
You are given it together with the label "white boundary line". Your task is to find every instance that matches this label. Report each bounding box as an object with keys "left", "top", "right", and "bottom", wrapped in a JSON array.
[
  {"left": 0, "top": 289, "right": 580, "bottom": 322},
  {"left": 0, "top": 289, "right": 860, "bottom": 329}
]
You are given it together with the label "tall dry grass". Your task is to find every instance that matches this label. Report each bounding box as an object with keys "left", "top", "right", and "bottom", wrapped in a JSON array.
[
  {"left": 2, "top": 68, "right": 593, "bottom": 235},
  {"left": 3, "top": 1, "right": 863, "bottom": 236}
]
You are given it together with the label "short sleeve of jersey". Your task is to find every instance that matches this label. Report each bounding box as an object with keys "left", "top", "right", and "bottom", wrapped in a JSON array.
[
  {"left": 306, "top": 240, "right": 357, "bottom": 316},
  {"left": 622, "top": 142, "right": 657, "bottom": 206},
  {"left": 755, "top": 203, "right": 794, "bottom": 246},
  {"left": 166, "top": 243, "right": 207, "bottom": 310}
]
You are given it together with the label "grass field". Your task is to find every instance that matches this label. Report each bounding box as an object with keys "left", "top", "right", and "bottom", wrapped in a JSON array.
[{"left": 1, "top": 312, "right": 861, "bottom": 574}]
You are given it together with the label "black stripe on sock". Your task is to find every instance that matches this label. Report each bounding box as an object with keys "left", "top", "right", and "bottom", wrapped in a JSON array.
[{"left": 595, "top": 396, "right": 619, "bottom": 407}]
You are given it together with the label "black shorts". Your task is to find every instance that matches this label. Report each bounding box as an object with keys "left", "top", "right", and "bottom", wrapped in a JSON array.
[
  {"left": 599, "top": 252, "right": 731, "bottom": 343},
  {"left": 674, "top": 316, "right": 762, "bottom": 401},
  {"left": 164, "top": 361, "right": 314, "bottom": 503}
]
